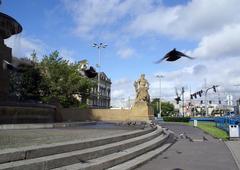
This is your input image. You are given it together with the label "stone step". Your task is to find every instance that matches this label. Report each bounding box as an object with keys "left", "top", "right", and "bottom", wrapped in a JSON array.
[
  {"left": 53, "top": 128, "right": 171, "bottom": 170},
  {"left": 108, "top": 133, "right": 176, "bottom": 170},
  {"left": 0, "top": 127, "right": 162, "bottom": 170},
  {"left": 0, "top": 121, "right": 97, "bottom": 130},
  {"left": 108, "top": 143, "right": 172, "bottom": 170},
  {"left": 0, "top": 127, "right": 155, "bottom": 164}
]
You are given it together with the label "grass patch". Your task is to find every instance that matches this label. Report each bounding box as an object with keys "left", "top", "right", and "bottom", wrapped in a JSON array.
[
  {"left": 169, "top": 122, "right": 229, "bottom": 140},
  {"left": 191, "top": 122, "right": 228, "bottom": 140}
]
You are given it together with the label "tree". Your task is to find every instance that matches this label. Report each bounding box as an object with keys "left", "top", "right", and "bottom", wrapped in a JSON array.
[
  {"left": 151, "top": 98, "right": 175, "bottom": 117},
  {"left": 39, "top": 51, "right": 94, "bottom": 107},
  {"left": 151, "top": 98, "right": 160, "bottom": 117},
  {"left": 9, "top": 57, "right": 43, "bottom": 101},
  {"left": 9, "top": 51, "right": 94, "bottom": 107},
  {"left": 161, "top": 102, "right": 175, "bottom": 116}
]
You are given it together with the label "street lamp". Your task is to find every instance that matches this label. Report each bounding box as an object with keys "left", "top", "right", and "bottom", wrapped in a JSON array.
[
  {"left": 156, "top": 75, "right": 164, "bottom": 118},
  {"left": 92, "top": 42, "right": 107, "bottom": 108},
  {"left": 204, "top": 85, "right": 219, "bottom": 116}
]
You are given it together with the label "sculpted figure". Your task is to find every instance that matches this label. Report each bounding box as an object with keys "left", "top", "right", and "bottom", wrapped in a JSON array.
[{"left": 134, "top": 74, "right": 150, "bottom": 104}]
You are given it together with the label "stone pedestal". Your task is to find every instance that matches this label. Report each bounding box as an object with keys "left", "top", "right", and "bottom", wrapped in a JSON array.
[
  {"left": 130, "top": 102, "right": 154, "bottom": 122},
  {"left": 0, "top": 39, "right": 12, "bottom": 101}
]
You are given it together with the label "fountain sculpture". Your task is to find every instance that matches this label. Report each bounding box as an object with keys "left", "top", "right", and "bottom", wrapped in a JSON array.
[
  {"left": 0, "top": 12, "right": 22, "bottom": 101},
  {"left": 0, "top": 9, "right": 61, "bottom": 124}
]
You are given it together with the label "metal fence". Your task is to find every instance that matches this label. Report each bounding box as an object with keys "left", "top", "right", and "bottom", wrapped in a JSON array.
[{"left": 215, "top": 115, "right": 240, "bottom": 132}]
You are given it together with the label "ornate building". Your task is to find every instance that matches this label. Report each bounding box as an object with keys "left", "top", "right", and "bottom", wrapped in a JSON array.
[{"left": 87, "top": 72, "right": 111, "bottom": 108}]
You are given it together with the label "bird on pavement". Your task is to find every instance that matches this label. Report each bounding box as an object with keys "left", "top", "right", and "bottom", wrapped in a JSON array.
[{"left": 154, "top": 48, "right": 194, "bottom": 63}]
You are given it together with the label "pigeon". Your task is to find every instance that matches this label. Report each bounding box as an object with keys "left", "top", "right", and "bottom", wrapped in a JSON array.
[
  {"left": 150, "top": 122, "right": 155, "bottom": 128},
  {"left": 84, "top": 66, "right": 97, "bottom": 78},
  {"left": 78, "top": 60, "right": 97, "bottom": 78},
  {"left": 127, "top": 121, "right": 132, "bottom": 126},
  {"left": 179, "top": 133, "right": 185, "bottom": 139},
  {"left": 203, "top": 136, "right": 208, "bottom": 141},
  {"left": 155, "top": 48, "right": 194, "bottom": 63}
]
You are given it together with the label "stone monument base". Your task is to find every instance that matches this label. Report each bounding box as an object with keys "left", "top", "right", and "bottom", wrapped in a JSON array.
[
  {"left": 130, "top": 102, "right": 154, "bottom": 122},
  {"left": 61, "top": 102, "right": 154, "bottom": 122},
  {"left": 0, "top": 102, "right": 61, "bottom": 124}
]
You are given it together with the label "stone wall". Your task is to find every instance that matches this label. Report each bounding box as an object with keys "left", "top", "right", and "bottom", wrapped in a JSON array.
[
  {"left": 61, "top": 108, "right": 131, "bottom": 122},
  {"left": 61, "top": 102, "right": 154, "bottom": 122},
  {"left": 0, "top": 105, "right": 58, "bottom": 124},
  {"left": 0, "top": 102, "right": 154, "bottom": 124}
]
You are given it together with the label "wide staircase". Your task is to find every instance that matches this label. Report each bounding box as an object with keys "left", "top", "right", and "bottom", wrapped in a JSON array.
[{"left": 0, "top": 125, "right": 175, "bottom": 170}]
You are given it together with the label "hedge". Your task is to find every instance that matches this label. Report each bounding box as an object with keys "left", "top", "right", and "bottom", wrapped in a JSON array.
[{"left": 163, "top": 116, "right": 191, "bottom": 122}]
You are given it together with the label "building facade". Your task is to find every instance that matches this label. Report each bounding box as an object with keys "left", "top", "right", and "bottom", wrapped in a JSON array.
[{"left": 87, "top": 72, "right": 111, "bottom": 108}]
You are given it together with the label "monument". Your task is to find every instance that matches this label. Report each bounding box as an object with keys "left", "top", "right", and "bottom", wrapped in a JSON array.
[
  {"left": 0, "top": 12, "right": 22, "bottom": 101},
  {"left": 131, "top": 74, "right": 154, "bottom": 121},
  {"left": 134, "top": 74, "right": 150, "bottom": 104}
]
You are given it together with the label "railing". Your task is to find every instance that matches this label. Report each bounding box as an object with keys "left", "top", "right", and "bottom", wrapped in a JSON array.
[{"left": 215, "top": 116, "right": 240, "bottom": 132}]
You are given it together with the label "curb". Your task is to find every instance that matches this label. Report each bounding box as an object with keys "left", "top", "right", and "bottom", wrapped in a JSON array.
[{"left": 225, "top": 141, "right": 240, "bottom": 170}]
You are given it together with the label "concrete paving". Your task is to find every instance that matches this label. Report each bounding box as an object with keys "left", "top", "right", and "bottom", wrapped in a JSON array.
[
  {"left": 137, "top": 123, "right": 238, "bottom": 170},
  {"left": 0, "top": 123, "right": 133, "bottom": 149},
  {"left": 225, "top": 141, "right": 240, "bottom": 170}
]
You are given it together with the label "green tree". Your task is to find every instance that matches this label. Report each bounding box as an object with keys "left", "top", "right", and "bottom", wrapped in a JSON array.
[
  {"left": 39, "top": 51, "right": 94, "bottom": 107},
  {"left": 151, "top": 98, "right": 160, "bottom": 116},
  {"left": 151, "top": 98, "right": 175, "bottom": 117},
  {"left": 161, "top": 101, "right": 175, "bottom": 116},
  {"left": 9, "top": 51, "right": 94, "bottom": 107}
]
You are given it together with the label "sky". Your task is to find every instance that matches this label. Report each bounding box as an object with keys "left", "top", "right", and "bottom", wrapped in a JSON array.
[{"left": 2, "top": 0, "right": 240, "bottom": 107}]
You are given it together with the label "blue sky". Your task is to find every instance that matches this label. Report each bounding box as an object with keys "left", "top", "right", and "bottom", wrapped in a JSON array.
[{"left": 2, "top": 0, "right": 240, "bottom": 107}]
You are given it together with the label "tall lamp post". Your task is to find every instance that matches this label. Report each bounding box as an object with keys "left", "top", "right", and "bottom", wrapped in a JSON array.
[
  {"left": 156, "top": 75, "right": 164, "bottom": 118},
  {"left": 92, "top": 42, "right": 107, "bottom": 108}
]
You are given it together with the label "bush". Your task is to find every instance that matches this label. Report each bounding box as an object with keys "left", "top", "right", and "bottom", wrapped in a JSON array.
[{"left": 163, "top": 116, "right": 191, "bottom": 122}]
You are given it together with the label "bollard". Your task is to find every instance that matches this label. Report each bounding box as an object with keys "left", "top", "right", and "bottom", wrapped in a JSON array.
[{"left": 194, "top": 120, "right": 198, "bottom": 127}]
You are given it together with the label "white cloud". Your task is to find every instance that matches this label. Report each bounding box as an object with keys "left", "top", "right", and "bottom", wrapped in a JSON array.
[
  {"left": 128, "top": 6, "right": 180, "bottom": 37},
  {"left": 4, "top": 35, "right": 77, "bottom": 64},
  {"left": 189, "top": 24, "right": 240, "bottom": 59},
  {"left": 59, "top": 49, "right": 76, "bottom": 63},
  {"left": 117, "top": 47, "right": 136, "bottom": 59},
  {"left": 5, "top": 35, "right": 46, "bottom": 58},
  {"left": 62, "top": 0, "right": 240, "bottom": 41},
  {"left": 128, "top": 0, "right": 240, "bottom": 39},
  {"left": 111, "top": 78, "right": 135, "bottom": 107},
  {"left": 111, "top": 89, "right": 125, "bottom": 99},
  {"left": 152, "top": 56, "right": 240, "bottom": 102},
  {"left": 62, "top": 0, "right": 154, "bottom": 38},
  {"left": 61, "top": 0, "right": 240, "bottom": 61}
]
